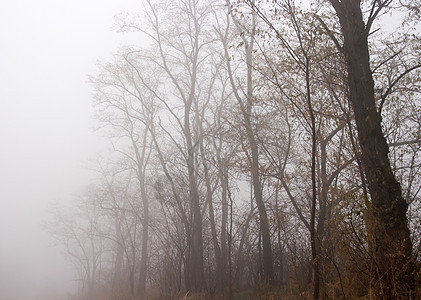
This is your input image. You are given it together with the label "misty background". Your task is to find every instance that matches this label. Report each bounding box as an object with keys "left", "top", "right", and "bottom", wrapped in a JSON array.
[{"left": 0, "top": 1, "right": 143, "bottom": 298}]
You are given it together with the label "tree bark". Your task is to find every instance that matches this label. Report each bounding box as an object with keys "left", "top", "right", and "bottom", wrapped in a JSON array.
[{"left": 330, "top": 1, "right": 416, "bottom": 298}]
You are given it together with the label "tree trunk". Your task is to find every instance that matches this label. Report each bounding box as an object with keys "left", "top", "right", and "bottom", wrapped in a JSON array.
[
  {"left": 138, "top": 180, "right": 149, "bottom": 297},
  {"left": 200, "top": 138, "right": 224, "bottom": 292},
  {"left": 185, "top": 74, "right": 206, "bottom": 292},
  {"left": 237, "top": 8, "right": 274, "bottom": 284},
  {"left": 219, "top": 164, "right": 229, "bottom": 291},
  {"left": 112, "top": 212, "right": 124, "bottom": 296},
  {"left": 244, "top": 38, "right": 274, "bottom": 286},
  {"left": 187, "top": 136, "right": 206, "bottom": 292},
  {"left": 330, "top": 1, "right": 416, "bottom": 298},
  {"left": 305, "top": 59, "right": 319, "bottom": 300},
  {"left": 220, "top": 6, "right": 274, "bottom": 284}
]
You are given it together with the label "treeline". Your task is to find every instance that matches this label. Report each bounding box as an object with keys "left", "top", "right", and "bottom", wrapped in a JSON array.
[{"left": 46, "top": 0, "right": 421, "bottom": 299}]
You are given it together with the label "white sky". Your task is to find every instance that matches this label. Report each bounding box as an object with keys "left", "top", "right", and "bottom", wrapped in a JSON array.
[{"left": 0, "top": 0, "right": 144, "bottom": 299}]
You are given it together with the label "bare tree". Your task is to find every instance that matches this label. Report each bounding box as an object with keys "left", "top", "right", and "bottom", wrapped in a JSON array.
[
  {"left": 217, "top": 1, "right": 275, "bottom": 284},
  {"left": 46, "top": 0, "right": 421, "bottom": 298},
  {"left": 90, "top": 52, "right": 157, "bottom": 298},
  {"left": 320, "top": 1, "right": 419, "bottom": 297},
  {"left": 45, "top": 189, "right": 108, "bottom": 300}
]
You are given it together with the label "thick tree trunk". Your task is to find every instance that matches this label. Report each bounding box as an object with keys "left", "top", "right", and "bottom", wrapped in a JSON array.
[{"left": 330, "top": 1, "right": 416, "bottom": 298}]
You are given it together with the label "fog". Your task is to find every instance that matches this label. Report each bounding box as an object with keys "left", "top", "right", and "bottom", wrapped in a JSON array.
[
  {"left": 0, "top": 1, "right": 143, "bottom": 298},
  {"left": 1, "top": 1, "right": 419, "bottom": 299}
]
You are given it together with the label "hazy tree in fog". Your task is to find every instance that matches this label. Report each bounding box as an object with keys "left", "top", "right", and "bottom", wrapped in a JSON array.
[
  {"left": 90, "top": 52, "right": 158, "bottom": 297},
  {"left": 132, "top": 0, "right": 228, "bottom": 292},
  {"left": 239, "top": 1, "right": 324, "bottom": 294},
  {"left": 88, "top": 162, "right": 147, "bottom": 298},
  {"left": 216, "top": 1, "right": 275, "bottom": 284},
  {"left": 46, "top": 0, "right": 421, "bottom": 298},
  {"left": 46, "top": 189, "right": 108, "bottom": 300}
]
